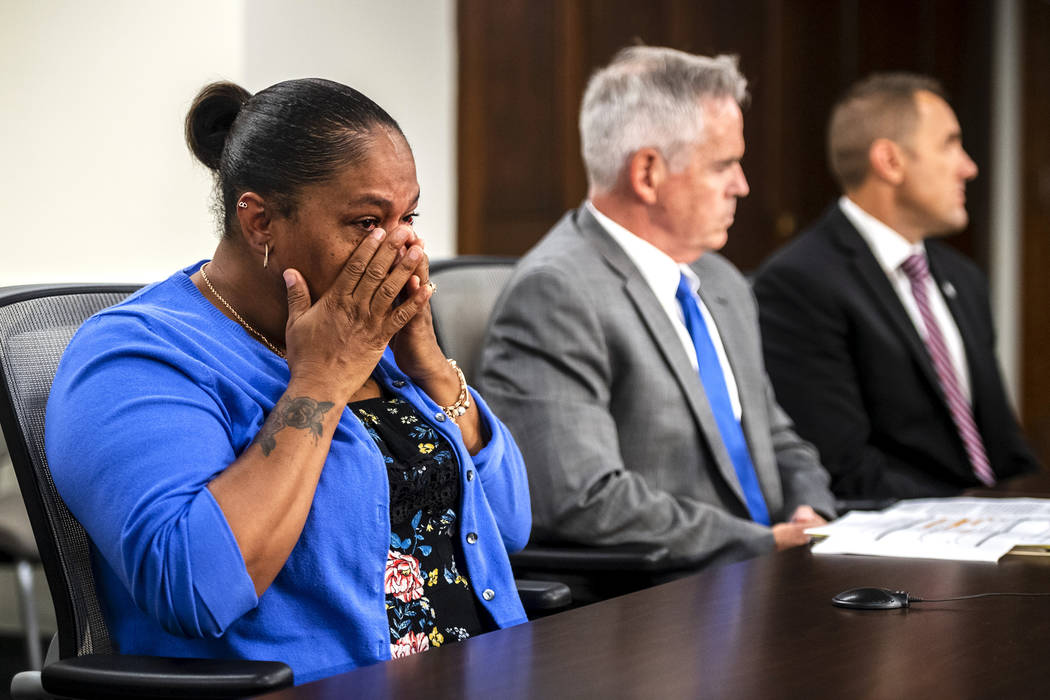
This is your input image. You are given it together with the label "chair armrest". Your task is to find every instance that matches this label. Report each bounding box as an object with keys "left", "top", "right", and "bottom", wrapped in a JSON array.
[
  {"left": 514, "top": 578, "right": 572, "bottom": 611},
  {"left": 41, "top": 654, "right": 293, "bottom": 699},
  {"left": 510, "top": 542, "right": 673, "bottom": 573},
  {"left": 10, "top": 671, "right": 46, "bottom": 700}
]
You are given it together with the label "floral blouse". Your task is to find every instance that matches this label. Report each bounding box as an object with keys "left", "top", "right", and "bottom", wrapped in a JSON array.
[{"left": 351, "top": 394, "right": 488, "bottom": 659}]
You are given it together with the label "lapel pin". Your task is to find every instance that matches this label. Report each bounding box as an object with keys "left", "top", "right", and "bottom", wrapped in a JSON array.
[{"left": 941, "top": 281, "right": 957, "bottom": 299}]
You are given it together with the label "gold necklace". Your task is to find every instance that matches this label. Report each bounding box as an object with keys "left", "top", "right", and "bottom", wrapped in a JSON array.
[{"left": 199, "top": 262, "right": 286, "bottom": 358}]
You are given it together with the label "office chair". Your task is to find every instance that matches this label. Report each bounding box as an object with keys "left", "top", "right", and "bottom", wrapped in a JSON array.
[
  {"left": 426, "top": 257, "right": 519, "bottom": 385},
  {"left": 429, "top": 257, "right": 684, "bottom": 605},
  {"left": 0, "top": 284, "right": 293, "bottom": 699}
]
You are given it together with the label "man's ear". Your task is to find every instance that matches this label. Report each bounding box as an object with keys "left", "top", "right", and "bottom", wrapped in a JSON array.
[
  {"left": 626, "top": 148, "right": 666, "bottom": 205},
  {"left": 868, "top": 138, "right": 906, "bottom": 186},
  {"left": 234, "top": 192, "right": 274, "bottom": 264}
]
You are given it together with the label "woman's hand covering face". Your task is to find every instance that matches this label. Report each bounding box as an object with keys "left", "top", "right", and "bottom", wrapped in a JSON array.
[{"left": 281, "top": 224, "right": 433, "bottom": 403}]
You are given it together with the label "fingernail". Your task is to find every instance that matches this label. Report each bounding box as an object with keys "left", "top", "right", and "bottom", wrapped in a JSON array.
[
  {"left": 283, "top": 270, "right": 295, "bottom": 288},
  {"left": 406, "top": 247, "right": 421, "bottom": 261},
  {"left": 372, "top": 228, "right": 386, "bottom": 241}
]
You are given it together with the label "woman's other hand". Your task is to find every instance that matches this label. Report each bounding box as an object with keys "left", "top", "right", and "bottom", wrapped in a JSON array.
[
  {"left": 388, "top": 229, "right": 448, "bottom": 383},
  {"left": 387, "top": 233, "right": 487, "bottom": 454}
]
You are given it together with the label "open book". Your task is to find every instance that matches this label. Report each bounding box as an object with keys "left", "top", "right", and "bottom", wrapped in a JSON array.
[{"left": 806, "top": 498, "right": 1050, "bottom": 562}]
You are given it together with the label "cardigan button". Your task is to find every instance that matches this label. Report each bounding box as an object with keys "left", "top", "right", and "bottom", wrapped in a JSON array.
[
  {"left": 482, "top": 588, "right": 495, "bottom": 601},
  {"left": 466, "top": 469, "right": 475, "bottom": 481},
  {"left": 392, "top": 380, "right": 406, "bottom": 388},
  {"left": 434, "top": 412, "right": 447, "bottom": 422},
  {"left": 466, "top": 532, "right": 478, "bottom": 544}
]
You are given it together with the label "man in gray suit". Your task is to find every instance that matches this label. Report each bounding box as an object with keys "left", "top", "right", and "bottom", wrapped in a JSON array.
[{"left": 479, "top": 47, "right": 835, "bottom": 566}]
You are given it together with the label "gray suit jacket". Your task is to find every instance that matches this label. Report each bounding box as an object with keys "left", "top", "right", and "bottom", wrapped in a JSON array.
[{"left": 479, "top": 206, "right": 834, "bottom": 565}]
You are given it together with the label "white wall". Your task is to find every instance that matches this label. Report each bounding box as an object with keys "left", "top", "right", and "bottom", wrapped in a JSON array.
[
  {"left": 0, "top": 0, "right": 243, "bottom": 284},
  {"left": 245, "top": 0, "right": 458, "bottom": 260},
  {"left": 0, "top": 0, "right": 457, "bottom": 286}
]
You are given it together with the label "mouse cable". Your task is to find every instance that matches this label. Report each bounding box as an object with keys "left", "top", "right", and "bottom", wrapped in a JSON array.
[{"left": 910, "top": 592, "right": 1050, "bottom": 603}]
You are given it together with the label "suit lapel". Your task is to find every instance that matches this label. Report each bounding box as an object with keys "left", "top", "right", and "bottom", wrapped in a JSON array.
[
  {"left": 829, "top": 208, "right": 945, "bottom": 396},
  {"left": 574, "top": 207, "right": 747, "bottom": 506}
]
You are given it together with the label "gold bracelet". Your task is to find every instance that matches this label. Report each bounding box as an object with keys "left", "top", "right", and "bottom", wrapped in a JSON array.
[{"left": 439, "top": 358, "right": 471, "bottom": 422}]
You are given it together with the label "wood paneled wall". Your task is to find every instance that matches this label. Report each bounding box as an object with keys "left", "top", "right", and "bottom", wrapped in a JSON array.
[
  {"left": 1021, "top": 0, "right": 1050, "bottom": 460},
  {"left": 457, "top": 0, "right": 992, "bottom": 270}
]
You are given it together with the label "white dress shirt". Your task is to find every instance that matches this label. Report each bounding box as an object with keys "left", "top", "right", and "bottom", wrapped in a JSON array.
[
  {"left": 587, "top": 201, "right": 743, "bottom": 418},
  {"left": 838, "top": 196, "right": 971, "bottom": 402}
]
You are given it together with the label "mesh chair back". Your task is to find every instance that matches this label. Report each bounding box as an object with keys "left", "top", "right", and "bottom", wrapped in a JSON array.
[
  {"left": 0, "top": 285, "right": 140, "bottom": 659},
  {"left": 428, "top": 257, "right": 516, "bottom": 383}
]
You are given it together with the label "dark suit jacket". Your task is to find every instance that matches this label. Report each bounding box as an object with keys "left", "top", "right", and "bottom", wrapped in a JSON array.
[
  {"left": 479, "top": 206, "right": 834, "bottom": 566},
  {"left": 754, "top": 203, "right": 1039, "bottom": 499}
]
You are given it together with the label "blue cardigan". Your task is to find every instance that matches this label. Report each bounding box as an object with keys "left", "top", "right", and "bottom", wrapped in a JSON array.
[{"left": 45, "top": 263, "right": 531, "bottom": 685}]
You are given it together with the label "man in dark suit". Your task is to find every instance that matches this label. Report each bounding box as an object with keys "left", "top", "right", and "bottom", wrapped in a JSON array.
[
  {"left": 479, "top": 47, "right": 834, "bottom": 566},
  {"left": 754, "top": 73, "right": 1039, "bottom": 500}
]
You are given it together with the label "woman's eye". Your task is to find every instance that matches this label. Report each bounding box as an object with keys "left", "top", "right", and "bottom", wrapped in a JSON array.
[
  {"left": 403, "top": 212, "right": 420, "bottom": 226},
  {"left": 355, "top": 218, "right": 379, "bottom": 231}
]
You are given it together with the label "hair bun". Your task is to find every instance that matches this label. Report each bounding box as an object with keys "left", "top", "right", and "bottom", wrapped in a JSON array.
[{"left": 185, "top": 82, "right": 252, "bottom": 171}]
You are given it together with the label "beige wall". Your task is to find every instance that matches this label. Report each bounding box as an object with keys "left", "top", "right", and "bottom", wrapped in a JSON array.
[{"left": 0, "top": 0, "right": 457, "bottom": 286}]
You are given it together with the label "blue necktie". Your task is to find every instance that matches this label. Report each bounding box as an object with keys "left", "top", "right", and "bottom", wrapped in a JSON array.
[{"left": 675, "top": 273, "right": 770, "bottom": 525}]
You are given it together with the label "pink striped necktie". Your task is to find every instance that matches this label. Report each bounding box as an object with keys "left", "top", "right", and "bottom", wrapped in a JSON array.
[{"left": 900, "top": 254, "right": 995, "bottom": 486}]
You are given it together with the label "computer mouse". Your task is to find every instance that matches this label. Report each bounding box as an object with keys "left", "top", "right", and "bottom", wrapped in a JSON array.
[{"left": 831, "top": 587, "right": 911, "bottom": 610}]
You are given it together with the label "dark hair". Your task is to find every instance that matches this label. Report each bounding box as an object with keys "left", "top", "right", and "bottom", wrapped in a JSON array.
[
  {"left": 827, "top": 72, "right": 948, "bottom": 191},
  {"left": 185, "top": 78, "right": 404, "bottom": 235}
]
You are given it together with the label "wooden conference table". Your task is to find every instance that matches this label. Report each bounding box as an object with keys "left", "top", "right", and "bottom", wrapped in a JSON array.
[{"left": 258, "top": 473, "right": 1050, "bottom": 699}]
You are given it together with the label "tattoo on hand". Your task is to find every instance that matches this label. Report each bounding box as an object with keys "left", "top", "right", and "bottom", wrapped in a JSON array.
[{"left": 256, "top": 396, "right": 335, "bottom": 456}]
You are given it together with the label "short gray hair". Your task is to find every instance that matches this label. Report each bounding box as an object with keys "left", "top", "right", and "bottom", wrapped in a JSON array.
[
  {"left": 828, "top": 72, "right": 947, "bottom": 191},
  {"left": 579, "top": 46, "right": 748, "bottom": 192}
]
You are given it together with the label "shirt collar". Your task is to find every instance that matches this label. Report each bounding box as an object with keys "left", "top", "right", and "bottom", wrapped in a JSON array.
[
  {"left": 838, "top": 195, "right": 926, "bottom": 274},
  {"left": 586, "top": 200, "right": 694, "bottom": 301}
]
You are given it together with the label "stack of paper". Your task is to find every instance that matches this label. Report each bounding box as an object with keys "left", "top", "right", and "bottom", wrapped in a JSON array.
[{"left": 806, "top": 498, "right": 1050, "bottom": 562}]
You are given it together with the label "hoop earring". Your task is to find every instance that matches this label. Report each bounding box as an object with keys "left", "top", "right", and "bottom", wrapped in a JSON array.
[{"left": 263, "top": 243, "right": 269, "bottom": 269}]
